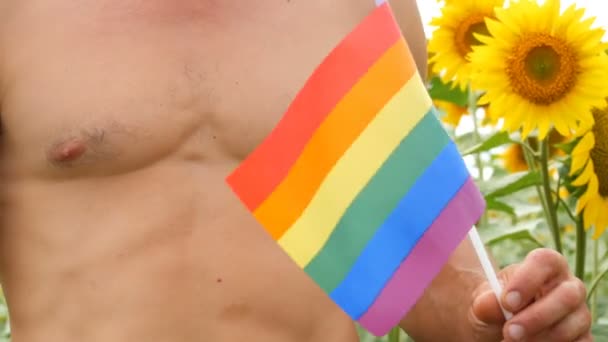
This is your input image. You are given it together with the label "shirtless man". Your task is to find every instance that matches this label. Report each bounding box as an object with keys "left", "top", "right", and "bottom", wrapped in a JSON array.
[{"left": 0, "top": 0, "right": 592, "bottom": 341}]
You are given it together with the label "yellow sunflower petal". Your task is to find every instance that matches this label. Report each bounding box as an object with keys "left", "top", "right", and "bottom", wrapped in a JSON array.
[
  {"left": 593, "top": 227, "right": 606, "bottom": 240},
  {"left": 570, "top": 155, "right": 588, "bottom": 176},
  {"left": 537, "top": 113, "right": 552, "bottom": 140},
  {"left": 552, "top": 115, "right": 570, "bottom": 137},
  {"left": 469, "top": 0, "right": 608, "bottom": 140},
  {"left": 576, "top": 193, "right": 591, "bottom": 215},
  {"left": 572, "top": 132, "right": 596, "bottom": 155},
  {"left": 429, "top": 0, "right": 504, "bottom": 89},
  {"left": 594, "top": 202, "right": 608, "bottom": 239},
  {"left": 520, "top": 114, "right": 536, "bottom": 139},
  {"left": 577, "top": 175, "right": 600, "bottom": 215},
  {"left": 435, "top": 100, "right": 469, "bottom": 127},
  {"left": 572, "top": 161, "right": 595, "bottom": 186},
  {"left": 588, "top": 174, "right": 600, "bottom": 195},
  {"left": 584, "top": 198, "right": 600, "bottom": 231}
]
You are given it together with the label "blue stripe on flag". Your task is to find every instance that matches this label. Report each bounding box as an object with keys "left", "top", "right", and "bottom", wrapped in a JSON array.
[{"left": 330, "top": 142, "right": 470, "bottom": 318}]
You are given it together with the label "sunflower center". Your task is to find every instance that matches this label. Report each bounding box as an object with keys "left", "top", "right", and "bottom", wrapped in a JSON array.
[
  {"left": 591, "top": 108, "right": 608, "bottom": 198},
  {"left": 455, "top": 14, "right": 490, "bottom": 57},
  {"left": 506, "top": 33, "right": 578, "bottom": 105}
]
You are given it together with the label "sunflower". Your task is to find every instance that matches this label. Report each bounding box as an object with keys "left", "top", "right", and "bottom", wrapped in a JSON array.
[
  {"left": 501, "top": 144, "right": 529, "bottom": 173},
  {"left": 434, "top": 99, "right": 497, "bottom": 128},
  {"left": 434, "top": 100, "right": 469, "bottom": 127},
  {"left": 470, "top": 0, "right": 608, "bottom": 140},
  {"left": 501, "top": 130, "right": 567, "bottom": 173},
  {"left": 428, "top": 0, "right": 504, "bottom": 90},
  {"left": 570, "top": 104, "right": 608, "bottom": 238},
  {"left": 481, "top": 106, "right": 500, "bottom": 126}
]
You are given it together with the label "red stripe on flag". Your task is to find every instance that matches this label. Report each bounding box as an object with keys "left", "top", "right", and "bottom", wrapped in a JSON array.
[{"left": 226, "top": 3, "right": 401, "bottom": 211}]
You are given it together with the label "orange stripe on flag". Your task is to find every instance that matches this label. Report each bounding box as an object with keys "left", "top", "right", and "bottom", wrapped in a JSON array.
[
  {"left": 226, "top": 3, "right": 401, "bottom": 211},
  {"left": 254, "top": 40, "right": 416, "bottom": 240}
]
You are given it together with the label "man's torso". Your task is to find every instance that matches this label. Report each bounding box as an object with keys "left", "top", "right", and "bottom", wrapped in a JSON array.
[{"left": 0, "top": 1, "right": 404, "bottom": 340}]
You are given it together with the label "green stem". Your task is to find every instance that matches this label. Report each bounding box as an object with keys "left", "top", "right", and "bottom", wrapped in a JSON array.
[
  {"left": 521, "top": 140, "right": 539, "bottom": 172},
  {"left": 587, "top": 265, "right": 608, "bottom": 302},
  {"left": 522, "top": 141, "right": 552, "bottom": 234},
  {"left": 555, "top": 172, "right": 562, "bottom": 205},
  {"left": 388, "top": 327, "right": 401, "bottom": 342},
  {"left": 539, "top": 139, "right": 562, "bottom": 253},
  {"left": 468, "top": 86, "right": 484, "bottom": 182},
  {"left": 518, "top": 141, "right": 540, "bottom": 161},
  {"left": 556, "top": 197, "right": 578, "bottom": 223},
  {"left": 575, "top": 216, "right": 586, "bottom": 280},
  {"left": 592, "top": 238, "right": 599, "bottom": 322},
  {"left": 468, "top": 85, "right": 488, "bottom": 228}
]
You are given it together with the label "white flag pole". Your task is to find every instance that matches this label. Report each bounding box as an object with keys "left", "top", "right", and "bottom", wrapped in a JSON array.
[{"left": 468, "top": 225, "right": 513, "bottom": 320}]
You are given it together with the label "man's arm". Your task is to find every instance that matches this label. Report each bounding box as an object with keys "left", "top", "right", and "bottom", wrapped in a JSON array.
[
  {"left": 389, "top": 0, "right": 427, "bottom": 80},
  {"left": 398, "top": 238, "right": 488, "bottom": 340}
]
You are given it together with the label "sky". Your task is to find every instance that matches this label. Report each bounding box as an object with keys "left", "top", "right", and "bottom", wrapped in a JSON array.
[{"left": 416, "top": 0, "right": 608, "bottom": 37}]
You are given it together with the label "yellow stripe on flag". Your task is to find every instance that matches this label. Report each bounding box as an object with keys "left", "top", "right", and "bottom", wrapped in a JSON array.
[
  {"left": 278, "top": 73, "right": 432, "bottom": 267},
  {"left": 253, "top": 41, "right": 414, "bottom": 240}
]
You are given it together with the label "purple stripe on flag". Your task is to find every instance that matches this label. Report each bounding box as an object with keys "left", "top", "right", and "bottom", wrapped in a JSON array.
[{"left": 357, "top": 178, "right": 485, "bottom": 336}]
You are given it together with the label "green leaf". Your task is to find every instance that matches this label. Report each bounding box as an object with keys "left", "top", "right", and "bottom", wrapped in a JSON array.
[
  {"left": 482, "top": 171, "right": 542, "bottom": 199},
  {"left": 427, "top": 76, "right": 468, "bottom": 107},
  {"left": 485, "top": 227, "right": 544, "bottom": 248},
  {"left": 587, "top": 265, "right": 608, "bottom": 302},
  {"left": 592, "top": 324, "right": 608, "bottom": 339},
  {"left": 554, "top": 137, "right": 579, "bottom": 155},
  {"left": 463, "top": 131, "right": 513, "bottom": 156},
  {"left": 486, "top": 198, "right": 516, "bottom": 218},
  {"left": 454, "top": 132, "right": 477, "bottom": 148}
]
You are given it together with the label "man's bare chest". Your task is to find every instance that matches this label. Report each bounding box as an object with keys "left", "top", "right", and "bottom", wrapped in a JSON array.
[{"left": 0, "top": 0, "right": 372, "bottom": 179}]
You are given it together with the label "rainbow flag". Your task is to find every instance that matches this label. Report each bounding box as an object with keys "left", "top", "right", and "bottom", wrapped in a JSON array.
[{"left": 226, "top": 2, "right": 485, "bottom": 336}]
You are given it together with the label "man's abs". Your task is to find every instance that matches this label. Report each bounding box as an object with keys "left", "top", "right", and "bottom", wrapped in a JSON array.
[
  {"left": 0, "top": 0, "right": 381, "bottom": 340},
  {"left": 0, "top": 163, "right": 357, "bottom": 341}
]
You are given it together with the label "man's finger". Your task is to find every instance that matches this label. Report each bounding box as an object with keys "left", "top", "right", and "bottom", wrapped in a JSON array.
[
  {"left": 502, "top": 249, "right": 570, "bottom": 312},
  {"left": 520, "top": 305, "right": 592, "bottom": 342},
  {"left": 468, "top": 290, "right": 504, "bottom": 342},
  {"left": 472, "top": 264, "right": 518, "bottom": 325},
  {"left": 502, "top": 279, "right": 587, "bottom": 341},
  {"left": 574, "top": 332, "right": 594, "bottom": 342},
  {"left": 472, "top": 289, "right": 506, "bottom": 325},
  {"left": 542, "top": 304, "right": 592, "bottom": 342}
]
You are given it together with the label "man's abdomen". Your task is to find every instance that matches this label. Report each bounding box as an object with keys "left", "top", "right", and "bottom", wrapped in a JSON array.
[{"left": 0, "top": 161, "right": 357, "bottom": 342}]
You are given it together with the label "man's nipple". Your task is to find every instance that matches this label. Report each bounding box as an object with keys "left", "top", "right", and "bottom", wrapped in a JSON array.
[{"left": 48, "top": 138, "right": 88, "bottom": 163}]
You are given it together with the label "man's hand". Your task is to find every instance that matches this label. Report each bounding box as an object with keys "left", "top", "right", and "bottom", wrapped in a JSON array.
[{"left": 470, "top": 248, "right": 592, "bottom": 341}]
